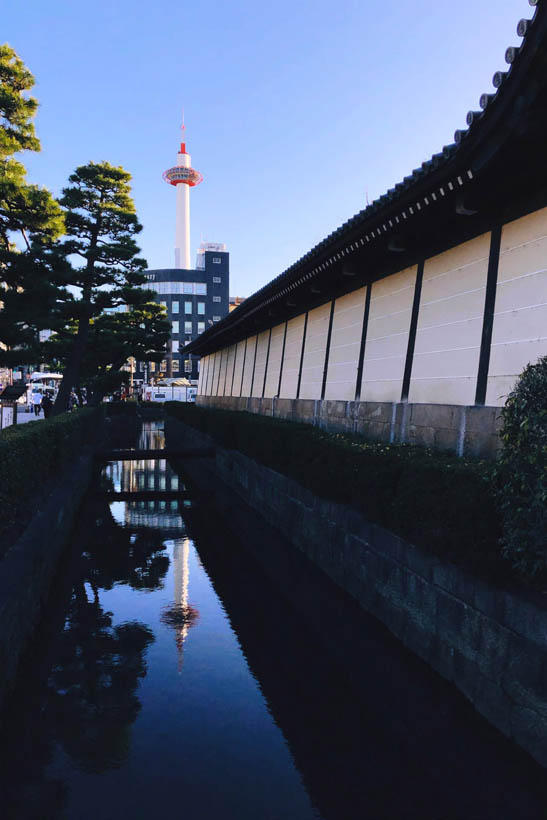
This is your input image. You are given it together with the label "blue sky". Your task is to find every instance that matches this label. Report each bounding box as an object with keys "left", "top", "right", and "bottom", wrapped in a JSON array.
[{"left": 4, "top": 0, "right": 532, "bottom": 296}]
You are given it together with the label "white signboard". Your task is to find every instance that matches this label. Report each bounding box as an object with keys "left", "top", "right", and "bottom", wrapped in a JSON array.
[{"left": 1, "top": 405, "right": 14, "bottom": 428}]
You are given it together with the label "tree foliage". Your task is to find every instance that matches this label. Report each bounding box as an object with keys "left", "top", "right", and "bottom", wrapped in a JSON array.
[
  {"left": 51, "top": 161, "right": 148, "bottom": 413},
  {"left": 0, "top": 44, "right": 64, "bottom": 368},
  {"left": 497, "top": 356, "right": 547, "bottom": 581}
]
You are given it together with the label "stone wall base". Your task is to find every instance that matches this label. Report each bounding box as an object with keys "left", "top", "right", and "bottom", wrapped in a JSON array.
[
  {"left": 196, "top": 395, "right": 502, "bottom": 459},
  {"left": 166, "top": 415, "right": 547, "bottom": 767}
]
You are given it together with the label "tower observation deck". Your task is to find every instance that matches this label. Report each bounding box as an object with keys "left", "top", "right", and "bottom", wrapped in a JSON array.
[{"left": 163, "top": 121, "right": 203, "bottom": 269}]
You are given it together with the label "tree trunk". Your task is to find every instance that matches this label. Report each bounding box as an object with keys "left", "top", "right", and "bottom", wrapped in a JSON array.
[
  {"left": 51, "top": 313, "right": 90, "bottom": 416},
  {"left": 88, "top": 389, "right": 104, "bottom": 407}
]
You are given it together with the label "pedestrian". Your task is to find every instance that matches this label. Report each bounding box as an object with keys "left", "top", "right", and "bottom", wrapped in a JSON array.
[
  {"left": 41, "top": 393, "right": 53, "bottom": 419},
  {"left": 32, "top": 389, "right": 42, "bottom": 417}
]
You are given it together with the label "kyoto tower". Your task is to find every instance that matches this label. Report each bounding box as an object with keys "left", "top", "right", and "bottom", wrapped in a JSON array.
[{"left": 162, "top": 119, "right": 203, "bottom": 269}]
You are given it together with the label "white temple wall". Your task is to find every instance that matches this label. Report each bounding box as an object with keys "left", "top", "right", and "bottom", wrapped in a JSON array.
[
  {"left": 409, "top": 234, "right": 490, "bottom": 406},
  {"left": 324, "top": 288, "right": 367, "bottom": 401},
  {"left": 299, "top": 303, "right": 331, "bottom": 400},
  {"left": 196, "top": 205, "right": 547, "bottom": 409},
  {"left": 251, "top": 330, "right": 270, "bottom": 398},
  {"left": 486, "top": 206, "right": 547, "bottom": 406},
  {"left": 360, "top": 266, "right": 416, "bottom": 402},
  {"left": 264, "top": 322, "right": 285, "bottom": 398},
  {"left": 279, "top": 315, "right": 306, "bottom": 399}
]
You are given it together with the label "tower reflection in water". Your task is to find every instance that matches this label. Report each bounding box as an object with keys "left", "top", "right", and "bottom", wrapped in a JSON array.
[{"left": 162, "top": 538, "right": 199, "bottom": 671}]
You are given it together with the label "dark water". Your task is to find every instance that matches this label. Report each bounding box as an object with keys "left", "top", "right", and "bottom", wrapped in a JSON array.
[{"left": 1, "top": 422, "right": 546, "bottom": 819}]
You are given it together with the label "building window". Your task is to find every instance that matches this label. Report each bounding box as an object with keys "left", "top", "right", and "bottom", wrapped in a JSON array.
[
  {"left": 160, "top": 300, "right": 167, "bottom": 309},
  {"left": 172, "top": 301, "right": 179, "bottom": 313},
  {"left": 213, "top": 316, "right": 221, "bottom": 322},
  {"left": 160, "top": 360, "right": 167, "bottom": 372},
  {"left": 172, "top": 320, "right": 179, "bottom": 334},
  {"left": 184, "top": 321, "right": 192, "bottom": 334},
  {"left": 172, "top": 359, "right": 179, "bottom": 372},
  {"left": 182, "top": 283, "right": 192, "bottom": 294},
  {"left": 197, "top": 302, "right": 205, "bottom": 315},
  {"left": 184, "top": 301, "right": 192, "bottom": 314},
  {"left": 149, "top": 361, "right": 156, "bottom": 372},
  {"left": 184, "top": 359, "right": 192, "bottom": 373},
  {"left": 212, "top": 276, "right": 221, "bottom": 283},
  {"left": 212, "top": 257, "right": 221, "bottom": 264},
  {"left": 213, "top": 296, "right": 221, "bottom": 303},
  {"left": 195, "top": 283, "right": 207, "bottom": 295},
  {"left": 172, "top": 340, "right": 179, "bottom": 353},
  {"left": 197, "top": 321, "right": 205, "bottom": 333}
]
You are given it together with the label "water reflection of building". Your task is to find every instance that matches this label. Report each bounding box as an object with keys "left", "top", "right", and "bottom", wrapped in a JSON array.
[{"left": 102, "top": 453, "right": 191, "bottom": 533}]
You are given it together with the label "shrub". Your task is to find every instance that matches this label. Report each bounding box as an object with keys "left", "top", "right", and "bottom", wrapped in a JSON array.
[
  {"left": 0, "top": 408, "right": 98, "bottom": 540},
  {"left": 497, "top": 356, "right": 547, "bottom": 581},
  {"left": 164, "top": 402, "right": 501, "bottom": 575}
]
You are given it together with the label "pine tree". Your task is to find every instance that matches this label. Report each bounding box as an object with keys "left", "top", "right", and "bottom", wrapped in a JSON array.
[
  {"left": 0, "top": 44, "right": 64, "bottom": 372},
  {"left": 51, "top": 161, "right": 148, "bottom": 414}
]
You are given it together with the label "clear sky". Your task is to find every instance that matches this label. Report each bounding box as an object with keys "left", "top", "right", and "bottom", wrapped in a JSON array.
[{"left": 4, "top": 0, "right": 532, "bottom": 297}]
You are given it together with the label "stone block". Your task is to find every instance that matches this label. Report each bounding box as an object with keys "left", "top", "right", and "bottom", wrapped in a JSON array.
[
  {"left": 436, "top": 590, "right": 469, "bottom": 648},
  {"left": 406, "top": 424, "right": 436, "bottom": 449},
  {"left": 323, "top": 400, "right": 349, "bottom": 419},
  {"left": 247, "top": 397, "right": 261, "bottom": 414},
  {"left": 473, "top": 678, "right": 513, "bottom": 738},
  {"left": 452, "top": 648, "right": 480, "bottom": 703},
  {"left": 501, "top": 592, "right": 547, "bottom": 647},
  {"left": 510, "top": 706, "right": 547, "bottom": 767},
  {"left": 354, "top": 420, "right": 390, "bottom": 442},
  {"left": 370, "top": 524, "right": 402, "bottom": 564},
  {"left": 409, "top": 402, "right": 462, "bottom": 430},
  {"left": 292, "top": 399, "right": 317, "bottom": 423},
  {"left": 273, "top": 398, "right": 294, "bottom": 420},
  {"left": 398, "top": 540, "right": 439, "bottom": 583},
  {"left": 465, "top": 404, "right": 500, "bottom": 435},
  {"left": 429, "top": 635, "right": 456, "bottom": 681},
  {"left": 476, "top": 619, "right": 510, "bottom": 682},
  {"left": 472, "top": 578, "right": 504, "bottom": 620},
  {"left": 323, "top": 415, "right": 354, "bottom": 435},
  {"left": 502, "top": 636, "right": 546, "bottom": 714},
  {"left": 463, "top": 432, "right": 500, "bottom": 459},
  {"left": 355, "top": 401, "right": 393, "bottom": 423},
  {"left": 401, "top": 613, "right": 434, "bottom": 663},
  {"left": 432, "top": 562, "right": 475, "bottom": 606},
  {"left": 433, "top": 426, "right": 460, "bottom": 453},
  {"left": 343, "top": 507, "right": 373, "bottom": 543}
]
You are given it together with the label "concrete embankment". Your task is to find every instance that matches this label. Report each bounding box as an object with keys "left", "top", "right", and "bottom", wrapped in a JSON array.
[
  {"left": 165, "top": 414, "right": 547, "bottom": 767},
  {"left": 0, "top": 413, "right": 138, "bottom": 710}
]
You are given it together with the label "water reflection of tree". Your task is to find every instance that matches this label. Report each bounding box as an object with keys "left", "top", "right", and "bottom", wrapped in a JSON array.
[
  {"left": 1, "top": 496, "right": 168, "bottom": 818},
  {"left": 81, "top": 498, "right": 170, "bottom": 594},
  {"left": 45, "top": 584, "right": 154, "bottom": 773}
]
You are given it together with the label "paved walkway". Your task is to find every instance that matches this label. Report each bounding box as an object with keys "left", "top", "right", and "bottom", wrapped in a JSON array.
[{"left": 17, "top": 408, "right": 44, "bottom": 424}]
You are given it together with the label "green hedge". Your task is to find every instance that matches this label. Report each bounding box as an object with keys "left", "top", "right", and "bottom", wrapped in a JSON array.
[
  {"left": 165, "top": 402, "right": 502, "bottom": 577},
  {"left": 0, "top": 408, "right": 99, "bottom": 539},
  {"left": 496, "top": 356, "right": 547, "bottom": 581},
  {"left": 102, "top": 400, "right": 138, "bottom": 416}
]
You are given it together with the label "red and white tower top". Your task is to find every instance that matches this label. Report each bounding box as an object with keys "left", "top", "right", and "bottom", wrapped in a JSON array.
[{"left": 163, "top": 119, "right": 203, "bottom": 269}]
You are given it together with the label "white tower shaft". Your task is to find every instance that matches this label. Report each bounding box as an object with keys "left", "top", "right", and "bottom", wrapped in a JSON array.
[{"left": 175, "top": 149, "right": 191, "bottom": 269}]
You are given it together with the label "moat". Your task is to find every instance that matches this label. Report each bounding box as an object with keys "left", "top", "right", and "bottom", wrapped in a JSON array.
[{"left": 1, "top": 422, "right": 545, "bottom": 820}]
